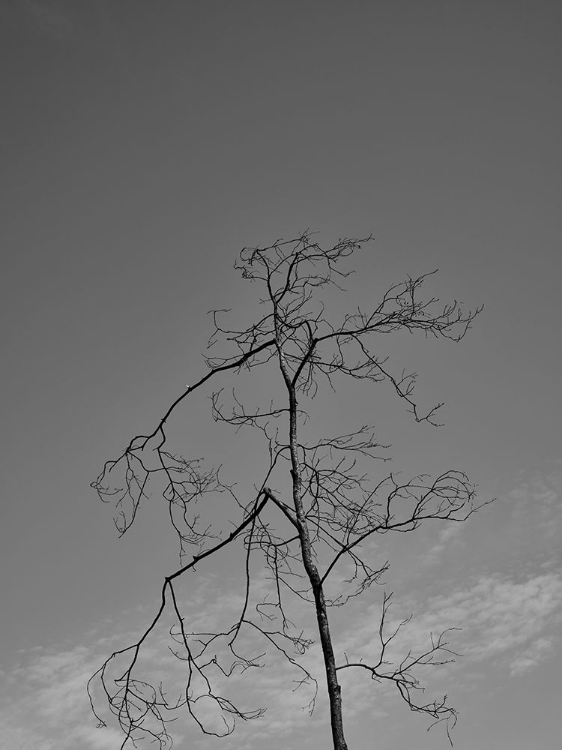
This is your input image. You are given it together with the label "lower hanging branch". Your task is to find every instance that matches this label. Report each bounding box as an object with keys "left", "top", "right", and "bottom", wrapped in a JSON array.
[
  {"left": 87, "top": 488, "right": 321, "bottom": 749},
  {"left": 87, "top": 602, "right": 270, "bottom": 750},
  {"left": 336, "top": 592, "right": 461, "bottom": 746}
]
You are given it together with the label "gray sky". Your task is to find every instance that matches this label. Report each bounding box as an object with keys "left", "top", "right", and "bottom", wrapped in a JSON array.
[{"left": 1, "top": 1, "right": 561, "bottom": 748}]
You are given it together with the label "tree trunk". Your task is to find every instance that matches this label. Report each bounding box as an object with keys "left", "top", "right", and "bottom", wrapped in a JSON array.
[
  {"left": 281, "top": 347, "right": 348, "bottom": 750},
  {"left": 310, "top": 570, "right": 348, "bottom": 750}
]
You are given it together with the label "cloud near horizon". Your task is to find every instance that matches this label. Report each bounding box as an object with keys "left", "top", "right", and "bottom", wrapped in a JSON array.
[{"left": 1, "top": 470, "right": 560, "bottom": 749}]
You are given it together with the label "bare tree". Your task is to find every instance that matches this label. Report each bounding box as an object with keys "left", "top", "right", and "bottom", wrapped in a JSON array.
[{"left": 89, "top": 233, "right": 486, "bottom": 750}]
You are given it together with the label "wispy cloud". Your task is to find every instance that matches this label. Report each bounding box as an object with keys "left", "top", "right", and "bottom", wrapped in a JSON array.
[
  {"left": 506, "top": 468, "right": 562, "bottom": 555},
  {"left": 2, "top": 571, "right": 560, "bottom": 750},
  {"left": 415, "top": 572, "right": 562, "bottom": 669},
  {"left": 419, "top": 522, "right": 465, "bottom": 567},
  {"left": 340, "top": 570, "right": 562, "bottom": 696},
  {"left": 403, "top": 466, "right": 562, "bottom": 578},
  {"left": 0, "top": 576, "right": 324, "bottom": 750},
  {"left": 3, "top": 471, "right": 560, "bottom": 748},
  {"left": 0, "top": 639, "right": 120, "bottom": 750},
  {"left": 509, "top": 636, "right": 553, "bottom": 676}
]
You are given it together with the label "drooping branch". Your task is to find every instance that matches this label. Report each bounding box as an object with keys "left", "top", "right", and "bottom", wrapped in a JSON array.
[
  {"left": 88, "top": 487, "right": 320, "bottom": 748},
  {"left": 91, "top": 336, "right": 277, "bottom": 541},
  {"left": 337, "top": 592, "right": 461, "bottom": 745}
]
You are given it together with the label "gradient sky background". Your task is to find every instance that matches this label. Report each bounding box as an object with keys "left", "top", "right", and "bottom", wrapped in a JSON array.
[{"left": 1, "top": 1, "right": 561, "bottom": 748}]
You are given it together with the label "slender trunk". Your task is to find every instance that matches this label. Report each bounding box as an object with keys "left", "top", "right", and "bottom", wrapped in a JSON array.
[
  {"left": 280, "top": 348, "right": 348, "bottom": 750},
  {"left": 308, "top": 565, "right": 348, "bottom": 750}
]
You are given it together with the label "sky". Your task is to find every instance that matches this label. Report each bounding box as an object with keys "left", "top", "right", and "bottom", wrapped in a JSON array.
[{"left": 1, "top": 1, "right": 561, "bottom": 748}]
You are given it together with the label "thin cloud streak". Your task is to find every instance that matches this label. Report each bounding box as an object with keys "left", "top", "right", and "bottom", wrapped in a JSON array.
[
  {"left": 2, "top": 571, "right": 560, "bottom": 748},
  {"left": 412, "top": 572, "right": 562, "bottom": 670},
  {"left": 2, "top": 471, "right": 560, "bottom": 748}
]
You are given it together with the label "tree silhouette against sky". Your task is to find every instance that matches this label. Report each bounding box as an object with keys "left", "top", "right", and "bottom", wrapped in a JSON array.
[{"left": 90, "top": 233, "right": 486, "bottom": 750}]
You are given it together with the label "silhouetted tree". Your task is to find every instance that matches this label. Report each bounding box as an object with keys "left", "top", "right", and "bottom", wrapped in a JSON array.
[{"left": 90, "top": 233, "right": 485, "bottom": 749}]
